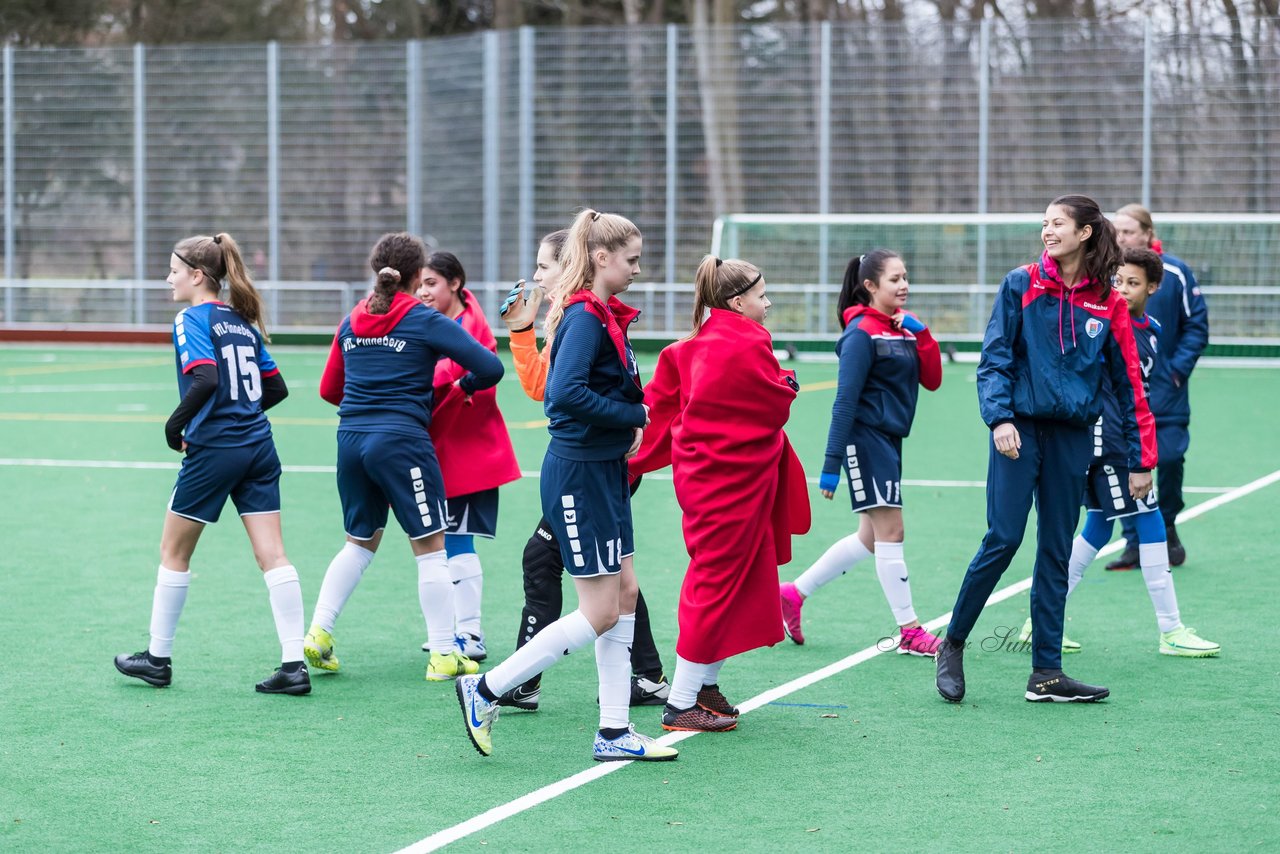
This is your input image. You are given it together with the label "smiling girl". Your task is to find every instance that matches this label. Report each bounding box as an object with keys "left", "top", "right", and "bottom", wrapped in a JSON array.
[
  {"left": 935, "top": 195, "right": 1157, "bottom": 705},
  {"left": 413, "top": 251, "right": 521, "bottom": 663},
  {"left": 779, "top": 249, "right": 942, "bottom": 656}
]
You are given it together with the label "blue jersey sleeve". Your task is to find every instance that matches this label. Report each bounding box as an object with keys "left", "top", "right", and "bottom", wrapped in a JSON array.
[
  {"left": 1167, "top": 260, "right": 1208, "bottom": 382},
  {"left": 174, "top": 308, "right": 216, "bottom": 374},
  {"left": 420, "top": 310, "right": 504, "bottom": 393},
  {"left": 822, "top": 328, "right": 873, "bottom": 474},
  {"left": 258, "top": 336, "right": 279, "bottom": 377},
  {"left": 977, "top": 269, "right": 1025, "bottom": 428}
]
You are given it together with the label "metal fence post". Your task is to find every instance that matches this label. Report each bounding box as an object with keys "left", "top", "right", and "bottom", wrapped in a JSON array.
[
  {"left": 518, "top": 27, "right": 534, "bottom": 282},
  {"left": 665, "top": 24, "right": 678, "bottom": 335},
  {"left": 483, "top": 31, "right": 500, "bottom": 314},
  {"left": 1141, "top": 18, "right": 1153, "bottom": 208},
  {"left": 975, "top": 18, "right": 991, "bottom": 335},
  {"left": 818, "top": 20, "right": 832, "bottom": 334},
  {"left": 134, "top": 43, "right": 147, "bottom": 324},
  {"left": 406, "top": 39, "right": 421, "bottom": 237},
  {"left": 4, "top": 44, "right": 14, "bottom": 317},
  {"left": 267, "top": 41, "right": 280, "bottom": 321}
]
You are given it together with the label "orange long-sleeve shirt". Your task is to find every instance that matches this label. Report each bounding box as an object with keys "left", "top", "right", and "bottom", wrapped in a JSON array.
[{"left": 508, "top": 327, "right": 550, "bottom": 402}]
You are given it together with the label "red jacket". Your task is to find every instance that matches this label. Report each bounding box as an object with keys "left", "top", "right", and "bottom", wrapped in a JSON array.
[{"left": 430, "top": 290, "right": 521, "bottom": 497}]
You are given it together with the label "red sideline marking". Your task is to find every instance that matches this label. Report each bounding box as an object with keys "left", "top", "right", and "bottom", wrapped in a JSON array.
[{"left": 0, "top": 326, "right": 170, "bottom": 344}]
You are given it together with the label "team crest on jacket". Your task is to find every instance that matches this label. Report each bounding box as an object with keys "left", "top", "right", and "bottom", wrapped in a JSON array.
[{"left": 1085, "top": 318, "right": 1103, "bottom": 339}]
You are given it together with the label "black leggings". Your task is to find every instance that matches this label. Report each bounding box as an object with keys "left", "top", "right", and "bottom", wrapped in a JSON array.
[{"left": 515, "top": 516, "right": 664, "bottom": 682}]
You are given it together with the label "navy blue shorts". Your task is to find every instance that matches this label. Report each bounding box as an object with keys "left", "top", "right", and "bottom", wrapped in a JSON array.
[
  {"left": 446, "top": 488, "right": 499, "bottom": 539},
  {"left": 337, "top": 430, "right": 447, "bottom": 541},
  {"left": 841, "top": 424, "right": 903, "bottom": 512},
  {"left": 169, "top": 438, "right": 281, "bottom": 524},
  {"left": 540, "top": 452, "right": 632, "bottom": 578},
  {"left": 1084, "top": 462, "right": 1159, "bottom": 521}
]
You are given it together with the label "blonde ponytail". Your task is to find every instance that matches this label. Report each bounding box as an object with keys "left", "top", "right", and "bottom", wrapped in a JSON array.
[{"left": 543, "top": 208, "right": 640, "bottom": 344}]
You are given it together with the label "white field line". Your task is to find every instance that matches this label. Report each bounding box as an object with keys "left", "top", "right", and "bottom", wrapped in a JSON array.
[
  {"left": 0, "top": 458, "right": 1238, "bottom": 494},
  {"left": 395, "top": 466, "right": 1280, "bottom": 854}
]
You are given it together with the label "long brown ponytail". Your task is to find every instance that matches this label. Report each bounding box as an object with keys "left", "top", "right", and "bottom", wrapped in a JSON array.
[
  {"left": 690, "top": 254, "right": 761, "bottom": 335},
  {"left": 367, "top": 232, "right": 427, "bottom": 314},
  {"left": 172, "top": 232, "right": 267, "bottom": 339}
]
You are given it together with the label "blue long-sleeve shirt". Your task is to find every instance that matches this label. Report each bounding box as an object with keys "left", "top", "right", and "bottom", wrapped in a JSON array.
[
  {"left": 1144, "top": 253, "right": 1208, "bottom": 428},
  {"left": 544, "top": 302, "right": 647, "bottom": 461}
]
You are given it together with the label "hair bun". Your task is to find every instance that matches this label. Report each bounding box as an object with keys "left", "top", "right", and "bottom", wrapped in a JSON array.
[{"left": 378, "top": 266, "right": 401, "bottom": 282}]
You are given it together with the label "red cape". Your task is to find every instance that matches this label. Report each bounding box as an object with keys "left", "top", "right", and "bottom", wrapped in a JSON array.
[
  {"left": 429, "top": 290, "right": 521, "bottom": 497},
  {"left": 630, "top": 309, "right": 810, "bottom": 662}
]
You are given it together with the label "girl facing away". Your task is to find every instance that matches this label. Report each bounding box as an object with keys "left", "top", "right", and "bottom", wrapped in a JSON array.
[
  {"left": 303, "top": 233, "right": 504, "bottom": 683},
  {"left": 114, "top": 232, "right": 309, "bottom": 696}
]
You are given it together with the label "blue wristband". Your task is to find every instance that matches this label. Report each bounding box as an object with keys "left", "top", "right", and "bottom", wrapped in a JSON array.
[
  {"left": 899, "top": 313, "right": 926, "bottom": 334},
  {"left": 819, "top": 471, "right": 841, "bottom": 493}
]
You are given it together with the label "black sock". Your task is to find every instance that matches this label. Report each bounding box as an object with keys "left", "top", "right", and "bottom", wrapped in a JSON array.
[
  {"left": 146, "top": 652, "right": 171, "bottom": 666},
  {"left": 281, "top": 660, "right": 304, "bottom": 673},
  {"left": 476, "top": 676, "right": 498, "bottom": 702},
  {"left": 599, "top": 726, "right": 629, "bottom": 740}
]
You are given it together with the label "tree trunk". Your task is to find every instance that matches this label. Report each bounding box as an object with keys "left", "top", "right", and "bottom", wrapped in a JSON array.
[{"left": 689, "top": 0, "right": 744, "bottom": 216}]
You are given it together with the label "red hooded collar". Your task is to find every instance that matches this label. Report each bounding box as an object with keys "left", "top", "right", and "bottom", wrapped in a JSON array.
[
  {"left": 841, "top": 303, "right": 910, "bottom": 334},
  {"left": 565, "top": 290, "right": 642, "bottom": 387},
  {"left": 350, "top": 290, "right": 419, "bottom": 336}
]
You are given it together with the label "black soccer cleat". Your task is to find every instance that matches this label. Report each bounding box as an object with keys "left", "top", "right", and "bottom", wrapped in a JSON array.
[
  {"left": 630, "top": 674, "right": 671, "bottom": 707},
  {"left": 255, "top": 665, "right": 312, "bottom": 696},
  {"left": 1104, "top": 545, "right": 1140, "bottom": 571},
  {"left": 114, "top": 651, "right": 172, "bottom": 687},
  {"left": 1024, "top": 669, "right": 1109, "bottom": 703},
  {"left": 935, "top": 637, "right": 965, "bottom": 702},
  {"left": 496, "top": 679, "right": 541, "bottom": 712},
  {"left": 1166, "top": 524, "right": 1187, "bottom": 567}
]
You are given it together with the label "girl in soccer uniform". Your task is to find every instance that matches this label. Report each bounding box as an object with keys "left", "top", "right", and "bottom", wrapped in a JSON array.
[
  {"left": 303, "top": 233, "right": 504, "bottom": 683},
  {"left": 492, "top": 229, "right": 669, "bottom": 712},
  {"left": 1030, "top": 248, "right": 1218, "bottom": 657},
  {"left": 457, "top": 209, "right": 677, "bottom": 762},
  {"left": 629, "top": 256, "right": 810, "bottom": 733},
  {"left": 778, "top": 250, "right": 943, "bottom": 655},
  {"left": 935, "top": 195, "right": 1158, "bottom": 704},
  {"left": 114, "top": 232, "right": 309, "bottom": 695},
  {"left": 1109, "top": 204, "right": 1210, "bottom": 569},
  {"left": 414, "top": 251, "right": 522, "bottom": 662}
]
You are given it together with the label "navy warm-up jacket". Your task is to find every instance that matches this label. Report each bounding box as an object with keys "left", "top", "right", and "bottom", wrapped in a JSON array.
[{"left": 977, "top": 253, "right": 1158, "bottom": 472}]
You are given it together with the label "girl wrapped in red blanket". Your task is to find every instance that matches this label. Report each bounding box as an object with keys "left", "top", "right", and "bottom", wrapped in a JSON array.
[{"left": 630, "top": 255, "right": 810, "bottom": 733}]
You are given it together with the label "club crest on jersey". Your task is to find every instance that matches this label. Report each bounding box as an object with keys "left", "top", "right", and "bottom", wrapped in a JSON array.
[{"left": 1085, "top": 318, "right": 1103, "bottom": 338}]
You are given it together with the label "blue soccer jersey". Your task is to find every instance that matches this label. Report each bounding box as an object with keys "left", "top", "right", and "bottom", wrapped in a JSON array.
[
  {"left": 1094, "top": 314, "right": 1162, "bottom": 465},
  {"left": 173, "top": 301, "right": 278, "bottom": 448}
]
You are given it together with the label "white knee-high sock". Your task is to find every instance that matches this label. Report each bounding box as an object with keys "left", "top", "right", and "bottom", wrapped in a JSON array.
[
  {"left": 1066, "top": 536, "right": 1099, "bottom": 600},
  {"left": 1139, "top": 542, "right": 1181, "bottom": 632},
  {"left": 312, "top": 542, "right": 375, "bottom": 632},
  {"left": 668, "top": 655, "right": 714, "bottom": 710},
  {"left": 794, "top": 533, "right": 873, "bottom": 598},
  {"left": 263, "top": 565, "right": 305, "bottom": 663},
  {"left": 704, "top": 658, "right": 725, "bottom": 686},
  {"left": 596, "top": 612, "right": 634, "bottom": 730},
  {"left": 483, "top": 609, "right": 597, "bottom": 696},
  {"left": 873, "top": 541, "right": 917, "bottom": 626},
  {"left": 450, "top": 553, "right": 484, "bottom": 637},
  {"left": 148, "top": 566, "right": 190, "bottom": 658},
  {"left": 417, "top": 550, "right": 455, "bottom": 654}
]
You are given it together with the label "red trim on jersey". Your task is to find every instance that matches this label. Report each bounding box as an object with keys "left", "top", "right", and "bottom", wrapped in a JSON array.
[
  {"left": 564, "top": 290, "right": 642, "bottom": 388},
  {"left": 182, "top": 358, "right": 216, "bottom": 374},
  {"left": 319, "top": 332, "right": 345, "bottom": 405},
  {"left": 1108, "top": 300, "right": 1159, "bottom": 469},
  {"left": 261, "top": 367, "right": 280, "bottom": 378}
]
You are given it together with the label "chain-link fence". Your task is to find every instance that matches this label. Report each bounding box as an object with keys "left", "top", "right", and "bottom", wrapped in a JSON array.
[{"left": 2, "top": 19, "right": 1277, "bottom": 337}]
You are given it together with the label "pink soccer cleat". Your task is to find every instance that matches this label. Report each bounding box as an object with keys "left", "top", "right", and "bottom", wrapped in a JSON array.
[
  {"left": 897, "top": 625, "right": 942, "bottom": 657},
  {"left": 780, "top": 582, "right": 806, "bottom": 645}
]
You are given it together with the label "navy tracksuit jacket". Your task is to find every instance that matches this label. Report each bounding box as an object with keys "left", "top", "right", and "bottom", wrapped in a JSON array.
[{"left": 948, "top": 254, "right": 1157, "bottom": 671}]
